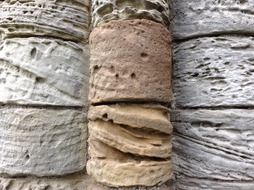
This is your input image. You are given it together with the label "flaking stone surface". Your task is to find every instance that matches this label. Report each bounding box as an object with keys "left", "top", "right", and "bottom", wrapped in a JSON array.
[
  {"left": 0, "top": 0, "right": 90, "bottom": 41},
  {"left": 0, "top": 37, "right": 89, "bottom": 106},
  {"left": 87, "top": 138, "right": 172, "bottom": 187},
  {"left": 87, "top": 104, "right": 172, "bottom": 187},
  {"left": 89, "top": 19, "right": 172, "bottom": 104},
  {"left": 0, "top": 106, "right": 87, "bottom": 176},
  {"left": 92, "top": 0, "right": 170, "bottom": 28}
]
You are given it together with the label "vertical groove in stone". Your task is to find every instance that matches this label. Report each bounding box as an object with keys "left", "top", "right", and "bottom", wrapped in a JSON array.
[
  {"left": 172, "top": 0, "right": 254, "bottom": 189},
  {"left": 88, "top": 0, "right": 173, "bottom": 187},
  {"left": 0, "top": 0, "right": 90, "bottom": 177}
]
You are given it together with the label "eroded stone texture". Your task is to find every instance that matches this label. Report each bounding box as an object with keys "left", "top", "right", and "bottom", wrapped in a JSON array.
[
  {"left": 175, "top": 176, "right": 254, "bottom": 190},
  {"left": 172, "top": 109, "right": 254, "bottom": 189},
  {"left": 0, "top": 174, "right": 172, "bottom": 190},
  {"left": 0, "top": 0, "right": 90, "bottom": 41},
  {"left": 0, "top": 37, "right": 89, "bottom": 106},
  {"left": 0, "top": 106, "right": 87, "bottom": 176},
  {"left": 89, "top": 19, "right": 172, "bottom": 104},
  {"left": 172, "top": 0, "right": 254, "bottom": 40},
  {"left": 87, "top": 104, "right": 172, "bottom": 187},
  {"left": 87, "top": 139, "right": 172, "bottom": 187},
  {"left": 174, "top": 36, "right": 254, "bottom": 108},
  {"left": 92, "top": 0, "right": 170, "bottom": 28}
]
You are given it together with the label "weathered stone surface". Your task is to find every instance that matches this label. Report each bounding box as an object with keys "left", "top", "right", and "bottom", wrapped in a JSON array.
[
  {"left": 87, "top": 139, "right": 172, "bottom": 187},
  {"left": 172, "top": 0, "right": 254, "bottom": 40},
  {"left": 0, "top": 106, "right": 87, "bottom": 176},
  {"left": 174, "top": 36, "right": 254, "bottom": 108},
  {"left": 89, "top": 19, "right": 172, "bottom": 104},
  {"left": 88, "top": 104, "right": 172, "bottom": 134},
  {"left": 175, "top": 175, "right": 254, "bottom": 190},
  {"left": 0, "top": 37, "right": 89, "bottom": 106},
  {"left": 92, "top": 0, "right": 170, "bottom": 28},
  {"left": 0, "top": 174, "right": 172, "bottom": 190},
  {"left": 172, "top": 109, "right": 254, "bottom": 187},
  {"left": 89, "top": 121, "right": 171, "bottom": 158},
  {"left": 0, "top": 0, "right": 90, "bottom": 41},
  {"left": 87, "top": 104, "right": 172, "bottom": 187}
]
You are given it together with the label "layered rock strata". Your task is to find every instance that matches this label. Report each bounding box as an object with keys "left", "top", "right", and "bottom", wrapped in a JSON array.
[
  {"left": 0, "top": 0, "right": 90, "bottom": 41},
  {"left": 0, "top": 0, "right": 89, "bottom": 186},
  {"left": 87, "top": 104, "right": 172, "bottom": 187},
  {"left": 172, "top": 0, "right": 254, "bottom": 189},
  {"left": 88, "top": 12, "right": 172, "bottom": 187},
  {"left": 91, "top": 0, "right": 170, "bottom": 27}
]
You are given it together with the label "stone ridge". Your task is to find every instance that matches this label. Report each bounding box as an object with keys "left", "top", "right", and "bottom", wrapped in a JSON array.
[
  {"left": 87, "top": 104, "right": 172, "bottom": 187},
  {"left": 0, "top": 37, "right": 89, "bottom": 106},
  {"left": 0, "top": 106, "right": 87, "bottom": 177},
  {"left": 0, "top": 0, "right": 90, "bottom": 41},
  {"left": 91, "top": 0, "right": 170, "bottom": 28},
  {"left": 89, "top": 19, "right": 172, "bottom": 104}
]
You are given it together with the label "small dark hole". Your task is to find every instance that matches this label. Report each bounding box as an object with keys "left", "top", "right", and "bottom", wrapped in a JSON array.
[
  {"left": 102, "top": 113, "right": 108, "bottom": 119},
  {"left": 141, "top": 52, "right": 148, "bottom": 57},
  {"left": 130, "top": 73, "right": 136, "bottom": 79}
]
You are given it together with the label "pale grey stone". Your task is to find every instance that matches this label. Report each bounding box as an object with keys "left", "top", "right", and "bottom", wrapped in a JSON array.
[
  {"left": 173, "top": 36, "right": 254, "bottom": 108},
  {"left": 172, "top": 0, "right": 254, "bottom": 40},
  {"left": 0, "top": 0, "right": 90, "bottom": 41},
  {"left": 0, "top": 106, "right": 87, "bottom": 176},
  {"left": 172, "top": 109, "right": 254, "bottom": 188},
  {"left": 0, "top": 37, "right": 89, "bottom": 106},
  {"left": 175, "top": 175, "right": 254, "bottom": 190}
]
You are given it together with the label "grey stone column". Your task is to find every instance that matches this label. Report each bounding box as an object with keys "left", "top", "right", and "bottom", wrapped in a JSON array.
[
  {"left": 172, "top": 0, "right": 254, "bottom": 189},
  {"left": 0, "top": 1, "right": 90, "bottom": 188}
]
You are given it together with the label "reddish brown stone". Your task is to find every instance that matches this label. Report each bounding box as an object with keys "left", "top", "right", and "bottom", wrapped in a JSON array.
[{"left": 89, "top": 19, "right": 172, "bottom": 104}]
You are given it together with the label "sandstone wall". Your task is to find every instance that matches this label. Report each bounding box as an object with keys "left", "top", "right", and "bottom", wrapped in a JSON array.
[{"left": 172, "top": 0, "right": 254, "bottom": 189}]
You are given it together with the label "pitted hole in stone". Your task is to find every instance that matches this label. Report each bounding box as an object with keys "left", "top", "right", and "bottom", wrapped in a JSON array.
[
  {"left": 93, "top": 65, "right": 100, "bottom": 74},
  {"left": 130, "top": 72, "right": 136, "bottom": 79},
  {"left": 115, "top": 73, "right": 119, "bottom": 79},
  {"left": 30, "top": 47, "right": 37, "bottom": 59},
  {"left": 141, "top": 52, "right": 149, "bottom": 61},
  {"left": 102, "top": 113, "right": 108, "bottom": 119}
]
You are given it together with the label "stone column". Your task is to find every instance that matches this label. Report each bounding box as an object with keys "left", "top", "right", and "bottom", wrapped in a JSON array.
[
  {"left": 0, "top": 1, "right": 90, "bottom": 188},
  {"left": 172, "top": 0, "right": 254, "bottom": 189},
  {"left": 87, "top": 0, "right": 173, "bottom": 189}
]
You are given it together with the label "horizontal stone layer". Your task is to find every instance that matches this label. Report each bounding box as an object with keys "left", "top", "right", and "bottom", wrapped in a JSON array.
[
  {"left": 88, "top": 104, "right": 172, "bottom": 158},
  {"left": 174, "top": 36, "right": 254, "bottom": 108},
  {"left": 175, "top": 175, "right": 254, "bottom": 190},
  {"left": 87, "top": 139, "right": 172, "bottom": 187},
  {"left": 172, "top": 109, "right": 254, "bottom": 182},
  {"left": 0, "top": 106, "right": 87, "bottom": 176},
  {"left": 0, "top": 0, "right": 90, "bottom": 41},
  {"left": 87, "top": 104, "right": 172, "bottom": 187},
  {"left": 88, "top": 104, "right": 172, "bottom": 134},
  {"left": 89, "top": 121, "right": 171, "bottom": 158},
  {"left": 0, "top": 37, "right": 89, "bottom": 106},
  {"left": 92, "top": 0, "right": 170, "bottom": 28},
  {"left": 172, "top": 0, "right": 254, "bottom": 40},
  {"left": 89, "top": 19, "right": 172, "bottom": 104},
  {"left": 0, "top": 174, "right": 172, "bottom": 190}
]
